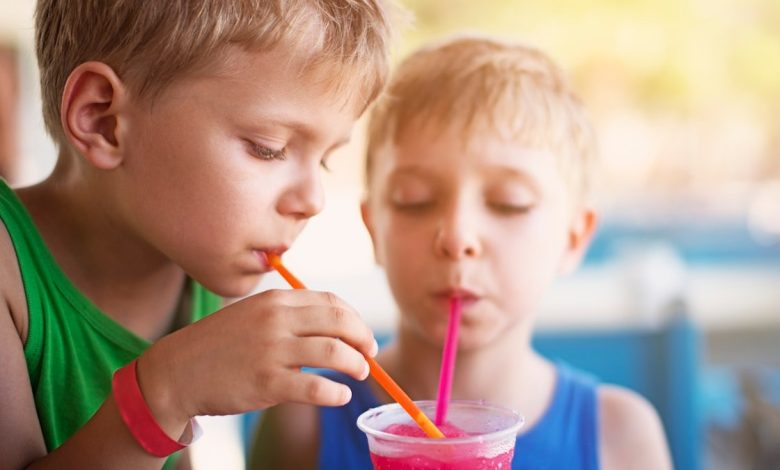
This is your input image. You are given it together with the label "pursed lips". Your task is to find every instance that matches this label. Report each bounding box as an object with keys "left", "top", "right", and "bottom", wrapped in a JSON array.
[
  {"left": 252, "top": 246, "right": 289, "bottom": 272},
  {"left": 432, "top": 287, "right": 481, "bottom": 307}
]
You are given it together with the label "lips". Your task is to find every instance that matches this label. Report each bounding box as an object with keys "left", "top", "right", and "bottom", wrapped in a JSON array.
[
  {"left": 433, "top": 287, "right": 481, "bottom": 306},
  {"left": 252, "top": 246, "right": 289, "bottom": 272}
]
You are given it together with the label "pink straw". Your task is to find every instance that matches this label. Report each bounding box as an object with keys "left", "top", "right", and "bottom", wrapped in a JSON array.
[{"left": 435, "top": 296, "right": 462, "bottom": 426}]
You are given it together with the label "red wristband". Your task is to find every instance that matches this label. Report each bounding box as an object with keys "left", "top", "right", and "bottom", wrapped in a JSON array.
[{"left": 113, "top": 359, "right": 200, "bottom": 457}]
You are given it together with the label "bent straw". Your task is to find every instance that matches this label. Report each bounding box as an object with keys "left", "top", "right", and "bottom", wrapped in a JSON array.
[
  {"left": 266, "top": 253, "right": 445, "bottom": 439},
  {"left": 267, "top": 254, "right": 305, "bottom": 289},
  {"left": 435, "top": 296, "right": 462, "bottom": 425}
]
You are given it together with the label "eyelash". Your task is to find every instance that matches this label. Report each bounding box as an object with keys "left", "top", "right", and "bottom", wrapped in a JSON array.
[
  {"left": 249, "top": 141, "right": 287, "bottom": 161},
  {"left": 248, "top": 141, "right": 332, "bottom": 173},
  {"left": 392, "top": 201, "right": 433, "bottom": 212},
  {"left": 489, "top": 203, "right": 533, "bottom": 215}
]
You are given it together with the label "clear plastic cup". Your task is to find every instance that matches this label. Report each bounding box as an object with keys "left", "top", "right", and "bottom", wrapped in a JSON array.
[{"left": 357, "top": 400, "right": 524, "bottom": 470}]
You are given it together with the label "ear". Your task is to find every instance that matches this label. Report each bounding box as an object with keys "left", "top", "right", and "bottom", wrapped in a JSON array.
[
  {"left": 360, "top": 199, "right": 384, "bottom": 266},
  {"left": 60, "top": 61, "right": 129, "bottom": 170},
  {"left": 558, "top": 206, "right": 598, "bottom": 275}
]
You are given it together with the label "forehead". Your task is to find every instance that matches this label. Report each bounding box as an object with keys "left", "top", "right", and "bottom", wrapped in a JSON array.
[
  {"left": 223, "top": 44, "right": 365, "bottom": 111},
  {"left": 154, "top": 43, "right": 364, "bottom": 117},
  {"left": 151, "top": 45, "right": 363, "bottom": 141},
  {"left": 378, "top": 121, "right": 564, "bottom": 182}
]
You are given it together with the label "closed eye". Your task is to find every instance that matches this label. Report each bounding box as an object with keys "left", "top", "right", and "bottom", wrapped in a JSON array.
[
  {"left": 247, "top": 140, "right": 287, "bottom": 161},
  {"left": 489, "top": 202, "right": 534, "bottom": 215},
  {"left": 392, "top": 201, "right": 435, "bottom": 212}
]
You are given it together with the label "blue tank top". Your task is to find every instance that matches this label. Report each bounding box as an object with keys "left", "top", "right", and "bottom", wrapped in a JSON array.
[{"left": 317, "top": 363, "right": 600, "bottom": 470}]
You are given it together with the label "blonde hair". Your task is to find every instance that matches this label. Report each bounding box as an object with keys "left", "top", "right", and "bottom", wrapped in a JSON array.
[
  {"left": 366, "top": 35, "right": 596, "bottom": 197},
  {"left": 36, "top": 0, "right": 400, "bottom": 148}
]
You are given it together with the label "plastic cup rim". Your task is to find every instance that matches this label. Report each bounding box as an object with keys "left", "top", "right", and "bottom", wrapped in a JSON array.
[{"left": 356, "top": 399, "right": 525, "bottom": 446}]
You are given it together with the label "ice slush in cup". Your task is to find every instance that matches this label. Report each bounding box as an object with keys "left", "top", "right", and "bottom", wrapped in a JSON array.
[{"left": 357, "top": 400, "right": 524, "bottom": 470}]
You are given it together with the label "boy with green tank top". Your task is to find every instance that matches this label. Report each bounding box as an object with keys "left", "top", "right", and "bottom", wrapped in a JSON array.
[{"left": 0, "top": 1, "right": 399, "bottom": 468}]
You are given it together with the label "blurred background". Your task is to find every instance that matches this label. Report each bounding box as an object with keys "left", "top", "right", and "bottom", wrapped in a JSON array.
[{"left": 1, "top": 0, "right": 778, "bottom": 468}]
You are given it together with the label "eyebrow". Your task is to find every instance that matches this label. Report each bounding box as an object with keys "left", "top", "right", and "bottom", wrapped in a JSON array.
[
  {"left": 385, "top": 166, "right": 441, "bottom": 187},
  {"left": 389, "top": 165, "right": 433, "bottom": 178},
  {"left": 391, "top": 164, "right": 540, "bottom": 184},
  {"left": 484, "top": 164, "right": 542, "bottom": 189}
]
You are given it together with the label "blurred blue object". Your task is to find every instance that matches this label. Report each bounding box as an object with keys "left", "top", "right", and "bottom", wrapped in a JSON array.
[
  {"left": 532, "top": 313, "right": 702, "bottom": 470},
  {"left": 585, "top": 219, "right": 780, "bottom": 266},
  {"left": 700, "top": 367, "right": 743, "bottom": 429}
]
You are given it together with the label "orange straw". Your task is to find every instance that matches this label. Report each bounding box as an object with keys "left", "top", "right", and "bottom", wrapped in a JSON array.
[
  {"left": 267, "top": 255, "right": 305, "bottom": 289},
  {"left": 266, "top": 253, "right": 445, "bottom": 439}
]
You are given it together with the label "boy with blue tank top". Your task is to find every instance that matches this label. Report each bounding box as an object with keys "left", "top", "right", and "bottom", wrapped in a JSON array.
[
  {"left": 252, "top": 35, "right": 672, "bottom": 469},
  {"left": 0, "top": 1, "right": 401, "bottom": 468}
]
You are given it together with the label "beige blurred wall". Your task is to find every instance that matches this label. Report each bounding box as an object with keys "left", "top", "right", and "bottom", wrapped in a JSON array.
[
  {"left": 0, "top": 0, "right": 57, "bottom": 185},
  {"left": 0, "top": 2, "right": 34, "bottom": 43}
]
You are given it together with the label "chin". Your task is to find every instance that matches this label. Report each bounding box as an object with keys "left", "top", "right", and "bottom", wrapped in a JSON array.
[
  {"left": 202, "top": 273, "right": 264, "bottom": 298},
  {"left": 410, "top": 320, "right": 501, "bottom": 352},
  {"left": 454, "top": 333, "right": 502, "bottom": 352},
  {"left": 454, "top": 322, "right": 512, "bottom": 351}
]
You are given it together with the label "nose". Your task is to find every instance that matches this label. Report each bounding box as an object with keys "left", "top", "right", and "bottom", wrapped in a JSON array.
[
  {"left": 433, "top": 206, "right": 482, "bottom": 260},
  {"left": 277, "top": 166, "right": 325, "bottom": 220}
]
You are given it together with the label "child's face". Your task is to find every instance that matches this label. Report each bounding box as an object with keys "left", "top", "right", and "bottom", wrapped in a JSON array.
[
  {"left": 363, "top": 124, "right": 595, "bottom": 349},
  {"left": 117, "top": 46, "right": 360, "bottom": 297}
]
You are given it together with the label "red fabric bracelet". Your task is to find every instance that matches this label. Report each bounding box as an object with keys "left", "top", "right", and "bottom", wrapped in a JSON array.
[{"left": 113, "top": 359, "right": 197, "bottom": 457}]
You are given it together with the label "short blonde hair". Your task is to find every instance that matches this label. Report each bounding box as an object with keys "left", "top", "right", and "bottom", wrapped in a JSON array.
[
  {"left": 366, "top": 35, "right": 596, "bottom": 197},
  {"left": 36, "top": 0, "right": 400, "bottom": 148}
]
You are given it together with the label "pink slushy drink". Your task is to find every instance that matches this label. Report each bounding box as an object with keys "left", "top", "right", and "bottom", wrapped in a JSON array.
[{"left": 357, "top": 401, "right": 523, "bottom": 470}]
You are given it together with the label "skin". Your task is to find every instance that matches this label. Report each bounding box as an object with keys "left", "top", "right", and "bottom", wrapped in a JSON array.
[
  {"left": 0, "top": 43, "right": 378, "bottom": 469},
  {"left": 254, "top": 122, "right": 672, "bottom": 469}
]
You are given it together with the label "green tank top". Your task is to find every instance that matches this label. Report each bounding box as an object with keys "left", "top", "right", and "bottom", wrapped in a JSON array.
[{"left": 0, "top": 180, "right": 222, "bottom": 466}]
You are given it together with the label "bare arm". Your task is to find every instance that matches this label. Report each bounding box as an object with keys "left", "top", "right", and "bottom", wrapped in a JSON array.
[
  {"left": 0, "top": 307, "right": 195, "bottom": 470},
  {"left": 0, "top": 306, "right": 180, "bottom": 470},
  {"left": 26, "top": 394, "right": 186, "bottom": 469},
  {"left": 0, "top": 224, "right": 187, "bottom": 469},
  {"left": 0, "top": 275, "right": 47, "bottom": 468},
  {"left": 249, "top": 403, "right": 320, "bottom": 470},
  {"left": 0, "top": 222, "right": 45, "bottom": 467},
  {"left": 598, "top": 386, "right": 673, "bottom": 470},
  {"left": 0, "top": 323, "right": 198, "bottom": 470}
]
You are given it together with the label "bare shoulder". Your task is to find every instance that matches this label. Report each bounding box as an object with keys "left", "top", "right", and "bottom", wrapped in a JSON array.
[
  {"left": 597, "top": 386, "right": 672, "bottom": 470},
  {"left": 0, "top": 218, "right": 27, "bottom": 340},
  {"left": 0, "top": 219, "right": 46, "bottom": 466},
  {"left": 248, "top": 402, "right": 320, "bottom": 470}
]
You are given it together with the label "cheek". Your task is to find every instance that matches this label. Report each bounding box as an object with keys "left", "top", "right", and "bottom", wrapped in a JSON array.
[
  {"left": 378, "top": 221, "right": 438, "bottom": 317},
  {"left": 375, "top": 213, "right": 429, "bottom": 263},
  {"left": 493, "top": 225, "right": 568, "bottom": 313},
  {"left": 381, "top": 229, "right": 426, "bottom": 293},
  {"left": 126, "top": 138, "right": 278, "bottom": 257},
  {"left": 487, "top": 205, "right": 566, "bottom": 277},
  {"left": 124, "top": 125, "right": 219, "bottom": 219}
]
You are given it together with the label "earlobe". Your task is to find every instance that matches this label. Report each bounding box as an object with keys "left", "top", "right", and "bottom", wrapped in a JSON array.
[
  {"left": 61, "top": 61, "right": 128, "bottom": 170},
  {"left": 558, "top": 207, "right": 598, "bottom": 275}
]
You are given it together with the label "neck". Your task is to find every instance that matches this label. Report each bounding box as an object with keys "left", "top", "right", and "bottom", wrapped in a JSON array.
[
  {"left": 375, "top": 318, "right": 556, "bottom": 429},
  {"left": 18, "top": 154, "right": 186, "bottom": 340}
]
